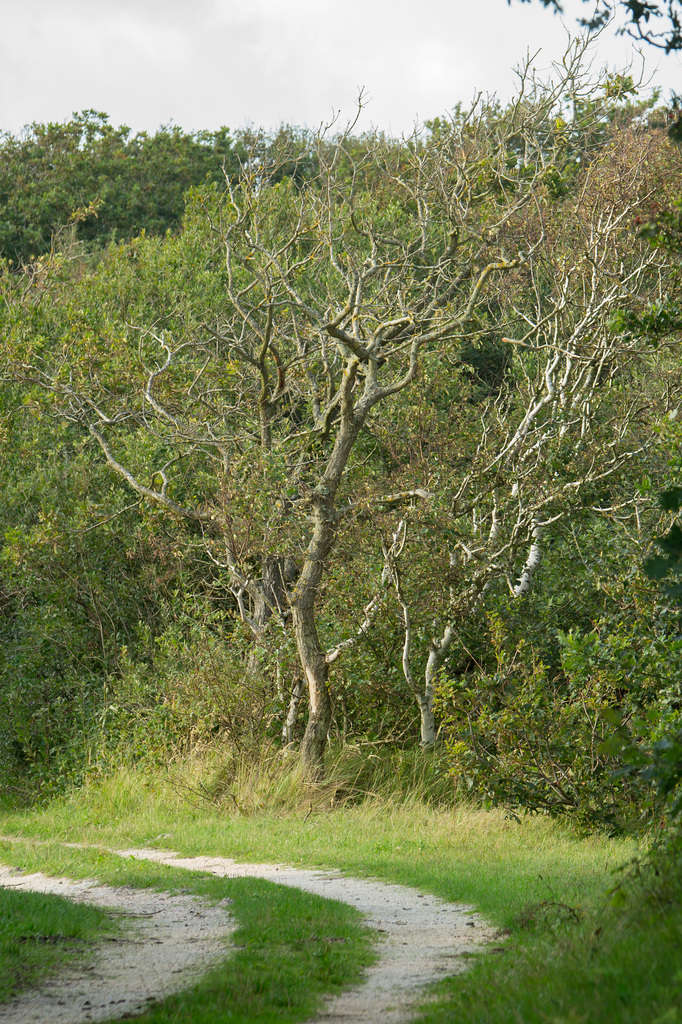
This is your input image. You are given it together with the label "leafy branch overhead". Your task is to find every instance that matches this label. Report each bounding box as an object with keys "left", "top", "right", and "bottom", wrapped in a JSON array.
[{"left": 514, "top": 0, "right": 682, "bottom": 51}]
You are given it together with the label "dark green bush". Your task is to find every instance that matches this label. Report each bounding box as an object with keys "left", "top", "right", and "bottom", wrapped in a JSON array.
[{"left": 436, "top": 611, "right": 682, "bottom": 828}]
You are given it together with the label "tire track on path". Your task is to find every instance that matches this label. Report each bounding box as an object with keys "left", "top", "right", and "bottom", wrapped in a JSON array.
[
  {"left": 0, "top": 863, "right": 234, "bottom": 1024},
  {"left": 115, "top": 846, "right": 496, "bottom": 1024},
  {"left": 0, "top": 841, "right": 497, "bottom": 1024}
]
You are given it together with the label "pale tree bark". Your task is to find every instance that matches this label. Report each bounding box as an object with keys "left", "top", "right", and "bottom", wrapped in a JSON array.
[
  {"left": 512, "top": 525, "right": 543, "bottom": 598},
  {"left": 361, "top": 124, "right": 680, "bottom": 746},
  {"left": 383, "top": 526, "right": 438, "bottom": 746},
  {"left": 282, "top": 679, "right": 305, "bottom": 747},
  {"left": 9, "top": 41, "right": 672, "bottom": 775}
]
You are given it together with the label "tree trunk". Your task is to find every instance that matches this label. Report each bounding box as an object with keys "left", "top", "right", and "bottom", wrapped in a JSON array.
[
  {"left": 419, "top": 625, "right": 457, "bottom": 748},
  {"left": 282, "top": 678, "right": 305, "bottom": 747},
  {"left": 291, "top": 399, "right": 363, "bottom": 777},
  {"left": 247, "top": 556, "right": 299, "bottom": 737},
  {"left": 291, "top": 525, "right": 337, "bottom": 776},
  {"left": 513, "top": 526, "right": 543, "bottom": 597},
  {"left": 417, "top": 694, "right": 437, "bottom": 746},
  {"left": 294, "top": 599, "right": 332, "bottom": 778}
]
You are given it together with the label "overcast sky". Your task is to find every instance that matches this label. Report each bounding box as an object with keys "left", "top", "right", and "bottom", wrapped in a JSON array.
[{"left": 2, "top": 0, "right": 681, "bottom": 138}]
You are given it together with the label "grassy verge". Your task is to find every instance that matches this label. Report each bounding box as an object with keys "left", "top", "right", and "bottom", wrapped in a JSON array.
[
  {"left": 414, "top": 876, "right": 682, "bottom": 1024},
  {"left": 1, "top": 755, "right": 678, "bottom": 1024},
  {"left": 0, "top": 885, "right": 119, "bottom": 1004},
  {"left": 0, "top": 765, "right": 634, "bottom": 927},
  {"left": 0, "top": 839, "right": 375, "bottom": 1024}
]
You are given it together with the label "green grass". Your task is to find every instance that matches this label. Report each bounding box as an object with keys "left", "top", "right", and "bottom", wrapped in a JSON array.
[
  {"left": 205, "top": 803, "right": 616, "bottom": 931},
  {"left": 413, "top": 871, "right": 682, "bottom": 1024},
  {"left": 0, "top": 885, "right": 118, "bottom": 1003},
  {"left": 0, "top": 839, "right": 375, "bottom": 1024},
  {"left": 1, "top": 758, "right": 679, "bottom": 1024},
  {"left": 0, "top": 765, "right": 634, "bottom": 927},
  {"left": 133, "top": 878, "right": 375, "bottom": 1024}
]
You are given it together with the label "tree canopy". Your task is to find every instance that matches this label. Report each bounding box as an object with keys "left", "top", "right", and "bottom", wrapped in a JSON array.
[
  {"left": 0, "top": 111, "right": 243, "bottom": 265},
  {"left": 1, "top": 43, "right": 682, "bottom": 828}
]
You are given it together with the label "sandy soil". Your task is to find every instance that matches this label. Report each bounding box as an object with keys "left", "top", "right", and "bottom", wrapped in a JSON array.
[{"left": 0, "top": 845, "right": 498, "bottom": 1024}]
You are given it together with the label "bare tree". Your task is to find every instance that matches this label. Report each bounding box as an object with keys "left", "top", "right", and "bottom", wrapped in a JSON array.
[
  {"left": 371, "top": 125, "right": 680, "bottom": 744},
  {"left": 9, "top": 43, "right": 670, "bottom": 774}
]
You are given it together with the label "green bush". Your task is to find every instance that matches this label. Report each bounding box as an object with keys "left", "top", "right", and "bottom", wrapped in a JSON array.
[{"left": 435, "top": 613, "right": 680, "bottom": 828}]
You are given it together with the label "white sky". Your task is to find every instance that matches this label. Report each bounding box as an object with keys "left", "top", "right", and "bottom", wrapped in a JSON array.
[{"left": 1, "top": 0, "right": 681, "bottom": 138}]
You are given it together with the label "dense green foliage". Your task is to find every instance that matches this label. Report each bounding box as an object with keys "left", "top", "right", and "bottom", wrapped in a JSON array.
[
  {"left": 1, "top": 51, "right": 682, "bottom": 851},
  {"left": 3, "top": 48, "right": 682, "bottom": 1024},
  {"left": 0, "top": 110, "right": 243, "bottom": 263}
]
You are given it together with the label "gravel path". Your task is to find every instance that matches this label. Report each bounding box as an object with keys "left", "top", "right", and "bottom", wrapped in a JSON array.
[
  {"left": 112, "top": 846, "right": 496, "bottom": 1024},
  {"left": 0, "top": 844, "right": 498, "bottom": 1024},
  {"left": 0, "top": 864, "right": 234, "bottom": 1024}
]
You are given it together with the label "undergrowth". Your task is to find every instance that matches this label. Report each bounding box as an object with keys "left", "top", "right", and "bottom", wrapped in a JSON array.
[{"left": 163, "top": 741, "right": 457, "bottom": 816}]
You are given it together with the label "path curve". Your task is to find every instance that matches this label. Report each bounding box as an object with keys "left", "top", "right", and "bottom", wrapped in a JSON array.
[
  {"left": 115, "top": 846, "right": 496, "bottom": 1024},
  {"left": 0, "top": 864, "right": 234, "bottom": 1024},
  {"left": 0, "top": 845, "right": 497, "bottom": 1024}
]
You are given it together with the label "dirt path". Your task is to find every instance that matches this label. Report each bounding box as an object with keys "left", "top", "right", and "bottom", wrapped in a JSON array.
[
  {"left": 0, "top": 864, "right": 234, "bottom": 1024},
  {"left": 0, "top": 845, "right": 497, "bottom": 1024}
]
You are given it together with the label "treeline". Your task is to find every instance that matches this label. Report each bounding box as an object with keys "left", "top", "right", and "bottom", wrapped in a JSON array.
[
  {"left": 0, "top": 111, "right": 329, "bottom": 266},
  {"left": 0, "top": 111, "right": 246, "bottom": 263},
  {"left": 1, "top": 47, "right": 682, "bottom": 840}
]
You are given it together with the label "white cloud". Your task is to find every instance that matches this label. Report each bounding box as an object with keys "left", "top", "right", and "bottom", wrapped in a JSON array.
[{"left": 1, "top": 0, "right": 680, "bottom": 137}]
